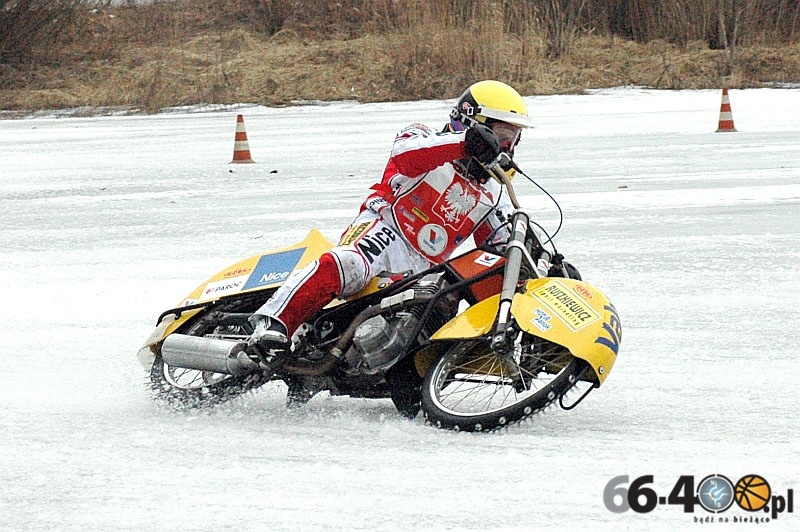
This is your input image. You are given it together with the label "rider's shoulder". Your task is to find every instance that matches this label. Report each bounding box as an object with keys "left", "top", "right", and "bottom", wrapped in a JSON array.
[{"left": 395, "top": 122, "right": 434, "bottom": 139}]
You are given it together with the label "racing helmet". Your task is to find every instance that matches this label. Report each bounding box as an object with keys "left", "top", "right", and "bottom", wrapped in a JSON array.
[
  {"left": 449, "top": 80, "right": 534, "bottom": 133},
  {"left": 449, "top": 80, "right": 533, "bottom": 181}
]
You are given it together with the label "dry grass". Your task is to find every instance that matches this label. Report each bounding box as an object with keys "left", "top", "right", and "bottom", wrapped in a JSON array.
[{"left": 1, "top": 1, "right": 799, "bottom": 115}]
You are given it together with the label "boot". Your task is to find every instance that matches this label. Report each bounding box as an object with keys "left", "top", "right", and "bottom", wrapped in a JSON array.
[{"left": 245, "top": 314, "right": 290, "bottom": 365}]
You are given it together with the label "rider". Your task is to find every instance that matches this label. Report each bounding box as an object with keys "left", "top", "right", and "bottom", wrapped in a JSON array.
[{"left": 247, "top": 80, "right": 545, "bottom": 360}]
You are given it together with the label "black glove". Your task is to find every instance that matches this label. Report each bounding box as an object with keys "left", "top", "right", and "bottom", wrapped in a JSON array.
[{"left": 464, "top": 123, "right": 500, "bottom": 165}]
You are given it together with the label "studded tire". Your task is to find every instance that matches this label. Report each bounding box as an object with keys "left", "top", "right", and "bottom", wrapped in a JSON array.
[{"left": 149, "top": 353, "right": 267, "bottom": 409}]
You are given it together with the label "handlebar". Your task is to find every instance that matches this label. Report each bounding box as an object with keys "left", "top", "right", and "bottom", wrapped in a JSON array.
[{"left": 486, "top": 154, "right": 521, "bottom": 209}]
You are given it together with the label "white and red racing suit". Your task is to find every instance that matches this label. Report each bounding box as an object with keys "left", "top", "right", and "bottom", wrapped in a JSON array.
[{"left": 255, "top": 122, "right": 515, "bottom": 336}]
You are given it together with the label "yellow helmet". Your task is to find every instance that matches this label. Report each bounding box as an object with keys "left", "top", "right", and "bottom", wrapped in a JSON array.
[
  {"left": 450, "top": 80, "right": 531, "bottom": 182},
  {"left": 449, "top": 80, "right": 534, "bottom": 131}
]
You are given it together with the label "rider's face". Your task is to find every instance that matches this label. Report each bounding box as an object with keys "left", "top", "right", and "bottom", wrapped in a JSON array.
[{"left": 491, "top": 121, "right": 521, "bottom": 152}]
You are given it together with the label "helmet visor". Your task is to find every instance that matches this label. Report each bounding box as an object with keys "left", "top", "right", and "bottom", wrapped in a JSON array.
[{"left": 479, "top": 107, "right": 534, "bottom": 128}]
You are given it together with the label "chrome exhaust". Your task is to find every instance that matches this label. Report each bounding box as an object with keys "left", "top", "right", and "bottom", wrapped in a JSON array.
[{"left": 161, "top": 334, "right": 256, "bottom": 376}]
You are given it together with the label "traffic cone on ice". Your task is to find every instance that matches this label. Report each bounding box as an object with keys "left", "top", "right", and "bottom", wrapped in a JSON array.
[
  {"left": 715, "top": 88, "right": 737, "bottom": 132},
  {"left": 230, "top": 114, "right": 255, "bottom": 163}
]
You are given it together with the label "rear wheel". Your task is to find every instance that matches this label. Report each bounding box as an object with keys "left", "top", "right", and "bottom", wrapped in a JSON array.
[
  {"left": 147, "top": 303, "right": 273, "bottom": 408},
  {"left": 421, "top": 333, "right": 589, "bottom": 432},
  {"left": 149, "top": 353, "right": 268, "bottom": 409}
]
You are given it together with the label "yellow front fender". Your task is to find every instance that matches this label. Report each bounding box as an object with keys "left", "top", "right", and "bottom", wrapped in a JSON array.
[
  {"left": 430, "top": 278, "right": 621, "bottom": 385},
  {"left": 430, "top": 294, "right": 500, "bottom": 339},
  {"left": 512, "top": 278, "right": 620, "bottom": 384}
]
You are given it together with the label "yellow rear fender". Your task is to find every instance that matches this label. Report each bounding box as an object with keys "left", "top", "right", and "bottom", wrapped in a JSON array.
[
  {"left": 137, "top": 229, "right": 334, "bottom": 369},
  {"left": 177, "top": 228, "right": 333, "bottom": 308},
  {"left": 429, "top": 278, "right": 621, "bottom": 385}
]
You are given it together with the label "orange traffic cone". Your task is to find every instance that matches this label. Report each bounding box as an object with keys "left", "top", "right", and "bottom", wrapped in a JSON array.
[
  {"left": 230, "top": 114, "right": 255, "bottom": 163},
  {"left": 715, "top": 88, "right": 737, "bottom": 132}
]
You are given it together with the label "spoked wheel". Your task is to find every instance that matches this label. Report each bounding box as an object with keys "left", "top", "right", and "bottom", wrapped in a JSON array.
[
  {"left": 421, "top": 333, "right": 589, "bottom": 432},
  {"left": 149, "top": 353, "right": 267, "bottom": 409},
  {"left": 147, "top": 302, "right": 274, "bottom": 409}
]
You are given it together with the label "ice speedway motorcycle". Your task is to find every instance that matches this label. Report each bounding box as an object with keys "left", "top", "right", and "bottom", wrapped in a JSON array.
[{"left": 137, "top": 159, "right": 621, "bottom": 432}]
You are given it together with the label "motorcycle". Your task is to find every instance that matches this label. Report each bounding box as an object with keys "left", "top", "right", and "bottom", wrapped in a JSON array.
[{"left": 137, "top": 160, "right": 621, "bottom": 432}]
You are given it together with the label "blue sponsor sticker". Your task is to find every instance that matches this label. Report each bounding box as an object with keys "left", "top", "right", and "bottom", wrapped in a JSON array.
[{"left": 242, "top": 247, "right": 306, "bottom": 290}]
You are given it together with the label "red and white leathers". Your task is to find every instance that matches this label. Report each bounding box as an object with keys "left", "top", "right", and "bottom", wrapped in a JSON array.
[{"left": 255, "top": 122, "right": 515, "bottom": 337}]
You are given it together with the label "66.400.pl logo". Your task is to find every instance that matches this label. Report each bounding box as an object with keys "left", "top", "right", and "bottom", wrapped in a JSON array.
[{"left": 603, "top": 474, "right": 794, "bottom": 520}]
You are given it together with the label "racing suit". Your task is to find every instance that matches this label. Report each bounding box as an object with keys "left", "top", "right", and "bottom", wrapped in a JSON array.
[{"left": 254, "top": 122, "right": 516, "bottom": 336}]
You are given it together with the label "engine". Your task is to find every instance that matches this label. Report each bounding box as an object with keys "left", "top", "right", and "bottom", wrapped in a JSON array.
[{"left": 350, "top": 272, "right": 452, "bottom": 374}]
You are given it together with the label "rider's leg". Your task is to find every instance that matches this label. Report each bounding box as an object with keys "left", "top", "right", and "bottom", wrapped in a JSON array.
[{"left": 248, "top": 212, "right": 429, "bottom": 357}]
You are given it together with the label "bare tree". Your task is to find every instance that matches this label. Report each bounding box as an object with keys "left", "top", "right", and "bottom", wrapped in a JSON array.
[{"left": 540, "top": 0, "right": 587, "bottom": 58}]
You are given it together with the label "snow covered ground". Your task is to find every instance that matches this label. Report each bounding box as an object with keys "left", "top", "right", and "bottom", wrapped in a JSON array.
[{"left": 1, "top": 88, "right": 799, "bottom": 531}]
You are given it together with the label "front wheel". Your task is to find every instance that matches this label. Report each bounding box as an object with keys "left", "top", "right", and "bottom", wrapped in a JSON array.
[{"left": 421, "top": 334, "right": 589, "bottom": 432}]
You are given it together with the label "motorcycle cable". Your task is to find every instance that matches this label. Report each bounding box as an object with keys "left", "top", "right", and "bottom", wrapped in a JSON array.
[
  {"left": 481, "top": 157, "right": 565, "bottom": 278},
  {"left": 479, "top": 217, "right": 512, "bottom": 251},
  {"left": 503, "top": 156, "right": 565, "bottom": 246}
]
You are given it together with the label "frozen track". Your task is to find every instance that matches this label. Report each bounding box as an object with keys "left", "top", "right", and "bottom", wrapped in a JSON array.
[{"left": 1, "top": 88, "right": 799, "bottom": 531}]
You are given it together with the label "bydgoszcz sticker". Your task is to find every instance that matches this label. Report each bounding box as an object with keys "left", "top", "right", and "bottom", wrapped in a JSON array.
[{"left": 531, "top": 279, "right": 600, "bottom": 331}]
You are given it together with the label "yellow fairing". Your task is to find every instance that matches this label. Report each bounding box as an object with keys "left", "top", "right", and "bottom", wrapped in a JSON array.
[
  {"left": 137, "top": 229, "right": 334, "bottom": 369},
  {"left": 180, "top": 228, "right": 333, "bottom": 306},
  {"left": 430, "top": 278, "right": 621, "bottom": 385},
  {"left": 430, "top": 295, "right": 500, "bottom": 339}
]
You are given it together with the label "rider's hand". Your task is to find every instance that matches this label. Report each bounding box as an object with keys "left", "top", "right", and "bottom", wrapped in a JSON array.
[{"left": 464, "top": 123, "right": 500, "bottom": 165}]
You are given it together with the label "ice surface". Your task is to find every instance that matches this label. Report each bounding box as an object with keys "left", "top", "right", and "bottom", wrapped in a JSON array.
[{"left": 1, "top": 88, "right": 799, "bottom": 531}]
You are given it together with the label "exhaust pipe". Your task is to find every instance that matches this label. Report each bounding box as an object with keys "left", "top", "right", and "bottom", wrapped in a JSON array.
[{"left": 161, "top": 334, "right": 256, "bottom": 376}]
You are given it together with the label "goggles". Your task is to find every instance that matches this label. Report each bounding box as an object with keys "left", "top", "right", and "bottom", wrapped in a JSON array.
[{"left": 491, "top": 121, "right": 522, "bottom": 151}]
